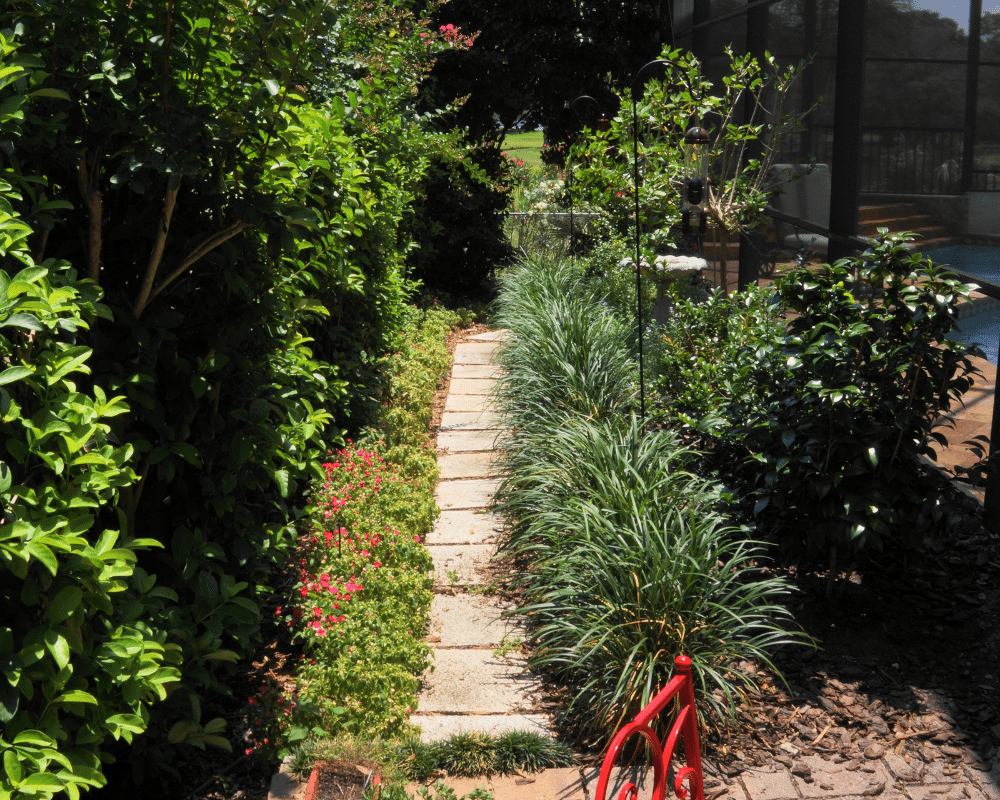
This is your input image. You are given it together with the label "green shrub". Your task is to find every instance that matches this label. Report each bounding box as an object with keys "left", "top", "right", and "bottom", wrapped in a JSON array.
[
  {"left": 723, "top": 234, "right": 981, "bottom": 569},
  {"left": 0, "top": 1, "right": 476, "bottom": 788},
  {"left": 287, "top": 307, "right": 455, "bottom": 743},
  {"left": 653, "top": 285, "right": 779, "bottom": 430},
  {"left": 396, "top": 731, "right": 575, "bottom": 780},
  {"left": 0, "top": 51, "right": 182, "bottom": 796}
]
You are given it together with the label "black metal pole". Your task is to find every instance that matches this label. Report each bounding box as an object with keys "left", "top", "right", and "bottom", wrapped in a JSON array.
[
  {"left": 633, "top": 89, "right": 646, "bottom": 420},
  {"left": 827, "top": 0, "right": 868, "bottom": 264},
  {"left": 631, "top": 62, "right": 673, "bottom": 419},
  {"left": 961, "top": 0, "right": 983, "bottom": 194}
]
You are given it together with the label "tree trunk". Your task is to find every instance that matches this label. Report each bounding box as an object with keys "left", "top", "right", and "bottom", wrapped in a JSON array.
[{"left": 718, "top": 228, "right": 730, "bottom": 296}]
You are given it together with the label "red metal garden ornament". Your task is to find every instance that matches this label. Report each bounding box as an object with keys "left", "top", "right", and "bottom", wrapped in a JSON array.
[{"left": 593, "top": 655, "right": 706, "bottom": 800}]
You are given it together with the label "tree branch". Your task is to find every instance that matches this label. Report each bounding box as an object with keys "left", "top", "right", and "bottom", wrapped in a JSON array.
[
  {"left": 132, "top": 183, "right": 180, "bottom": 318},
  {"left": 140, "top": 220, "right": 247, "bottom": 312},
  {"left": 76, "top": 147, "right": 103, "bottom": 284}
]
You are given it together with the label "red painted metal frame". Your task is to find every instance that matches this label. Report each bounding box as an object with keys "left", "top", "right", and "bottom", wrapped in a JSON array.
[{"left": 593, "top": 655, "right": 705, "bottom": 800}]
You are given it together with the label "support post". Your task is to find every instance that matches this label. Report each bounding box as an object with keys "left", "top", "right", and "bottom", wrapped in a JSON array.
[
  {"left": 985, "top": 360, "right": 1000, "bottom": 532},
  {"left": 827, "top": 0, "right": 868, "bottom": 264},
  {"left": 738, "top": 0, "right": 769, "bottom": 292},
  {"left": 962, "top": 0, "right": 983, "bottom": 194}
]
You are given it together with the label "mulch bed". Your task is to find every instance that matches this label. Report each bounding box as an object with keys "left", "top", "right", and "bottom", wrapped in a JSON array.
[
  {"left": 310, "top": 761, "right": 381, "bottom": 800},
  {"left": 702, "top": 519, "right": 1000, "bottom": 787}
]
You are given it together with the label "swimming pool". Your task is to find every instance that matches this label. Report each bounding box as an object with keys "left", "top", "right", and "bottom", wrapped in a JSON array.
[
  {"left": 934, "top": 246, "right": 1000, "bottom": 364},
  {"left": 926, "top": 245, "right": 1000, "bottom": 282}
]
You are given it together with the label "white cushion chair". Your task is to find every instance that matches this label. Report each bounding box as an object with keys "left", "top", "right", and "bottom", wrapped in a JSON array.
[{"left": 769, "top": 163, "right": 832, "bottom": 254}]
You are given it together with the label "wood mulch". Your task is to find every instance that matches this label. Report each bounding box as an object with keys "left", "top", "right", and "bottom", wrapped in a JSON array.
[{"left": 706, "top": 520, "right": 1000, "bottom": 784}]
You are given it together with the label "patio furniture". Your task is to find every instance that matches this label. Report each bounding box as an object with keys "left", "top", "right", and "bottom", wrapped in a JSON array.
[
  {"left": 593, "top": 655, "right": 706, "bottom": 800},
  {"left": 769, "top": 163, "right": 831, "bottom": 256}
]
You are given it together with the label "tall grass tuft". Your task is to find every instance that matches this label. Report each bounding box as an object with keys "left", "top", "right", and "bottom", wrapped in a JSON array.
[{"left": 491, "top": 254, "right": 807, "bottom": 746}]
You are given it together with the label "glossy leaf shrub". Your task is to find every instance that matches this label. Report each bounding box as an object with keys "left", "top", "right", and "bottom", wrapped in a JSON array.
[
  {"left": 0, "top": 39, "right": 188, "bottom": 797},
  {"left": 0, "top": 1, "right": 476, "bottom": 790},
  {"left": 724, "top": 234, "right": 981, "bottom": 567}
]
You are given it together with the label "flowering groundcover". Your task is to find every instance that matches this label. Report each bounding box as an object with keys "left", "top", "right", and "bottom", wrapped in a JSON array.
[{"left": 275, "top": 307, "right": 457, "bottom": 744}]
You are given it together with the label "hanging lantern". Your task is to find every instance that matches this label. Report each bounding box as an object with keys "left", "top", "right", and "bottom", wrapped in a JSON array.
[{"left": 681, "top": 126, "right": 710, "bottom": 236}]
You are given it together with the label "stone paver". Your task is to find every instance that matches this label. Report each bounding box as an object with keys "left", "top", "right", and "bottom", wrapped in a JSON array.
[
  {"left": 444, "top": 392, "right": 498, "bottom": 412},
  {"left": 440, "top": 410, "right": 504, "bottom": 430},
  {"left": 738, "top": 766, "right": 799, "bottom": 800},
  {"left": 438, "top": 451, "right": 495, "bottom": 479},
  {"left": 584, "top": 765, "right": 654, "bottom": 800},
  {"left": 438, "top": 429, "right": 500, "bottom": 453},
  {"left": 267, "top": 756, "right": 305, "bottom": 800},
  {"left": 427, "top": 510, "right": 503, "bottom": 545},
  {"left": 448, "top": 378, "right": 497, "bottom": 395},
  {"left": 405, "top": 777, "right": 494, "bottom": 798},
  {"left": 491, "top": 768, "right": 586, "bottom": 800},
  {"left": 454, "top": 349, "right": 497, "bottom": 365},
  {"left": 429, "top": 543, "right": 493, "bottom": 585},
  {"left": 426, "top": 593, "right": 520, "bottom": 647},
  {"left": 468, "top": 329, "right": 511, "bottom": 342},
  {"left": 434, "top": 478, "right": 500, "bottom": 509},
  {"left": 416, "top": 650, "right": 542, "bottom": 714},
  {"left": 452, "top": 363, "right": 503, "bottom": 379},
  {"left": 412, "top": 713, "right": 551, "bottom": 743},
  {"left": 787, "top": 755, "right": 892, "bottom": 798},
  {"left": 455, "top": 341, "right": 503, "bottom": 354}
]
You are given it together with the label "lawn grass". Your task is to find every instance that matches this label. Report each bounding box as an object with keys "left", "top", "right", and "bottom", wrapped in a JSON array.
[{"left": 502, "top": 130, "right": 545, "bottom": 171}]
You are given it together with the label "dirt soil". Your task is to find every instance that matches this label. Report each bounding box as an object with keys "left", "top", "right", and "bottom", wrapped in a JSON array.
[{"left": 310, "top": 760, "right": 380, "bottom": 800}]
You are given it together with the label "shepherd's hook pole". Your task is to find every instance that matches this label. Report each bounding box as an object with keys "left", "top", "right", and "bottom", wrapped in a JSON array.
[{"left": 632, "top": 60, "right": 671, "bottom": 420}]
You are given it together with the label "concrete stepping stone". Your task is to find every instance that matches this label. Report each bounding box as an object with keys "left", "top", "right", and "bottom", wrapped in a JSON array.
[
  {"left": 410, "top": 713, "right": 551, "bottom": 744},
  {"left": 430, "top": 543, "right": 494, "bottom": 585},
  {"left": 448, "top": 378, "right": 497, "bottom": 395},
  {"left": 405, "top": 776, "right": 494, "bottom": 798},
  {"left": 444, "top": 392, "right": 497, "bottom": 413},
  {"left": 454, "top": 350, "right": 498, "bottom": 365},
  {"left": 438, "top": 429, "right": 500, "bottom": 453},
  {"left": 452, "top": 364, "right": 503, "bottom": 379},
  {"left": 490, "top": 768, "right": 585, "bottom": 800},
  {"left": 416, "top": 650, "right": 542, "bottom": 714},
  {"left": 426, "top": 593, "right": 521, "bottom": 647},
  {"left": 467, "top": 329, "right": 511, "bottom": 342},
  {"left": 457, "top": 341, "right": 504, "bottom": 353},
  {"left": 440, "top": 410, "right": 503, "bottom": 430},
  {"left": 427, "top": 510, "right": 503, "bottom": 545},
  {"left": 438, "top": 452, "right": 494, "bottom": 480},
  {"left": 434, "top": 478, "right": 499, "bottom": 510}
]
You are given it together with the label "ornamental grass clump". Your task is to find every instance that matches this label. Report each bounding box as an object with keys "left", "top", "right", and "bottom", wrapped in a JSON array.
[{"left": 491, "top": 255, "right": 805, "bottom": 746}]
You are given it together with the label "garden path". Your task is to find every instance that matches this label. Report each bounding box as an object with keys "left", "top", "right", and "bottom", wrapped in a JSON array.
[{"left": 411, "top": 329, "right": 554, "bottom": 744}]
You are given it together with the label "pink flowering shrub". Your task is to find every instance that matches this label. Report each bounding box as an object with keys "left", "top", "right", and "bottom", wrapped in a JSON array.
[{"left": 282, "top": 307, "right": 456, "bottom": 738}]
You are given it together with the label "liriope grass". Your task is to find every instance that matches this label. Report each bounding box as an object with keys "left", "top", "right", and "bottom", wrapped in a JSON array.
[{"left": 491, "top": 254, "right": 807, "bottom": 747}]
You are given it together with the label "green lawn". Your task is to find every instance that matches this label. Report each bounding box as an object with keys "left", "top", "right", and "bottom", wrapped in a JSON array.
[{"left": 503, "top": 130, "right": 546, "bottom": 171}]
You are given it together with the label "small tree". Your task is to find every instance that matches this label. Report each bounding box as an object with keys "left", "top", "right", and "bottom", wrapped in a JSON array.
[{"left": 568, "top": 46, "right": 811, "bottom": 293}]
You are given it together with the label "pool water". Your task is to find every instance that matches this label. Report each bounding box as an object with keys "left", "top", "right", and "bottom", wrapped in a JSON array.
[
  {"left": 926, "top": 245, "right": 1000, "bottom": 281},
  {"left": 933, "top": 246, "right": 1000, "bottom": 364},
  {"left": 948, "top": 315, "right": 1000, "bottom": 364}
]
